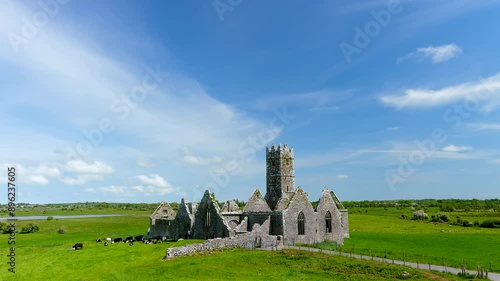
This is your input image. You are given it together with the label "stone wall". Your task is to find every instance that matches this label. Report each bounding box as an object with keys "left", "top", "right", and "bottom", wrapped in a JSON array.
[
  {"left": 265, "top": 144, "right": 295, "bottom": 210},
  {"left": 192, "top": 191, "right": 231, "bottom": 239},
  {"left": 166, "top": 217, "right": 280, "bottom": 259},
  {"left": 340, "top": 210, "right": 349, "bottom": 238},
  {"left": 174, "top": 199, "right": 195, "bottom": 239},
  {"left": 282, "top": 187, "right": 317, "bottom": 245},
  {"left": 315, "top": 187, "right": 344, "bottom": 245},
  {"left": 148, "top": 219, "right": 175, "bottom": 239}
]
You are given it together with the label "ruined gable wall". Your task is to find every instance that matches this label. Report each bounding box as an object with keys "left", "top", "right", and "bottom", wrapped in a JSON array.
[
  {"left": 316, "top": 188, "right": 344, "bottom": 245},
  {"left": 174, "top": 199, "right": 194, "bottom": 239},
  {"left": 282, "top": 188, "right": 316, "bottom": 245},
  {"left": 148, "top": 219, "right": 175, "bottom": 238},
  {"left": 192, "top": 191, "right": 231, "bottom": 239},
  {"left": 340, "top": 210, "right": 349, "bottom": 238},
  {"left": 243, "top": 189, "right": 271, "bottom": 212}
]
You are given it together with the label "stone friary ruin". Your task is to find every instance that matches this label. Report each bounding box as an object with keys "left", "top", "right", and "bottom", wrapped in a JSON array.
[{"left": 147, "top": 144, "right": 349, "bottom": 248}]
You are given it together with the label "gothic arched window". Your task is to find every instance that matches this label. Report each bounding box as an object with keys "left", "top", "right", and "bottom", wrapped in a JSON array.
[
  {"left": 297, "top": 212, "right": 305, "bottom": 235},
  {"left": 325, "top": 211, "right": 332, "bottom": 233}
]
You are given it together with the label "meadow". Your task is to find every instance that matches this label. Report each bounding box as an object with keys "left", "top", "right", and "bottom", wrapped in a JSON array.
[
  {"left": 0, "top": 202, "right": 498, "bottom": 280},
  {"left": 0, "top": 213, "right": 463, "bottom": 281},
  {"left": 316, "top": 206, "right": 500, "bottom": 272}
]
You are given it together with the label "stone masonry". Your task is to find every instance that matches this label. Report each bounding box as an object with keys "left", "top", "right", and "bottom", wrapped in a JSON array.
[{"left": 148, "top": 144, "right": 349, "bottom": 257}]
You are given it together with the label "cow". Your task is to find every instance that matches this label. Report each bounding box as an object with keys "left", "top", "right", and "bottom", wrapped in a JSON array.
[
  {"left": 129, "top": 241, "right": 134, "bottom": 246},
  {"left": 113, "top": 238, "right": 123, "bottom": 243},
  {"left": 125, "top": 236, "right": 133, "bottom": 243},
  {"left": 134, "top": 235, "right": 144, "bottom": 242},
  {"left": 96, "top": 239, "right": 102, "bottom": 243},
  {"left": 106, "top": 237, "right": 112, "bottom": 242},
  {"left": 72, "top": 243, "right": 83, "bottom": 250},
  {"left": 104, "top": 242, "right": 108, "bottom": 246}
]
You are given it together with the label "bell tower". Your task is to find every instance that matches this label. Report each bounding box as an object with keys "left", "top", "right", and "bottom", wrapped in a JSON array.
[{"left": 265, "top": 143, "right": 295, "bottom": 210}]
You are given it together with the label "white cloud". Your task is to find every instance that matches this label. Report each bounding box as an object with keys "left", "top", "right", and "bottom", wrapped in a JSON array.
[
  {"left": 26, "top": 175, "right": 49, "bottom": 185},
  {"left": 442, "top": 145, "right": 472, "bottom": 152},
  {"left": 397, "top": 44, "right": 462, "bottom": 64},
  {"left": 137, "top": 158, "right": 155, "bottom": 167},
  {"left": 100, "top": 185, "right": 130, "bottom": 195},
  {"left": 467, "top": 123, "right": 500, "bottom": 130},
  {"left": 87, "top": 181, "right": 178, "bottom": 197},
  {"left": 336, "top": 174, "right": 349, "bottom": 179},
  {"left": 60, "top": 174, "right": 104, "bottom": 185},
  {"left": 133, "top": 174, "right": 169, "bottom": 188},
  {"left": 380, "top": 73, "right": 500, "bottom": 110},
  {"left": 65, "top": 160, "right": 114, "bottom": 174},
  {"left": 2, "top": 163, "right": 61, "bottom": 185},
  {"left": 387, "top": 126, "right": 401, "bottom": 131}
]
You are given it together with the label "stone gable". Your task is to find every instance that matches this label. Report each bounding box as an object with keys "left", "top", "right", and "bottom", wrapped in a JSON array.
[
  {"left": 243, "top": 189, "right": 271, "bottom": 212},
  {"left": 282, "top": 187, "right": 316, "bottom": 245},
  {"left": 316, "top": 187, "right": 344, "bottom": 244},
  {"left": 192, "top": 190, "right": 231, "bottom": 239}
]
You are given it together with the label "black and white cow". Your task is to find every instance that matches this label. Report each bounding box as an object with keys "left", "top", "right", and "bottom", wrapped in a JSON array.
[
  {"left": 72, "top": 243, "right": 83, "bottom": 250},
  {"left": 96, "top": 238, "right": 102, "bottom": 243}
]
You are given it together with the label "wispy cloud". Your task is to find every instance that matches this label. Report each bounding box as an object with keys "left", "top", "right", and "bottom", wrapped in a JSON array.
[
  {"left": 65, "top": 160, "right": 114, "bottom": 174},
  {"left": 466, "top": 123, "right": 500, "bottom": 130},
  {"left": 380, "top": 73, "right": 500, "bottom": 110},
  {"left": 254, "top": 91, "right": 349, "bottom": 113},
  {"left": 397, "top": 44, "right": 462, "bottom": 64},
  {"left": 0, "top": 1, "right": 281, "bottom": 198},
  {"left": 336, "top": 174, "right": 348, "bottom": 179},
  {"left": 442, "top": 145, "right": 472, "bottom": 152},
  {"left": 60, "top": 174, "right": 104, "bottom": 185},
  {"left": 387, "top": 126, "right": 401, "bottom": 131}
]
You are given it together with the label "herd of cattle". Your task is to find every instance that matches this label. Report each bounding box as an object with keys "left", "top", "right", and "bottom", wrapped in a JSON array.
[{"left": 71, "top": 236, "right": 168, "bottom": 250}]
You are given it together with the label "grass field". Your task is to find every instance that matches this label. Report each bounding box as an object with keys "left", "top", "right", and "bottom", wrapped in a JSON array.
[
  {"left": 0, "top": 227, "right": 463, "bottom": 281},
  {"left": 0, "top": 205, "right": 498, "bottom": 280},
  {"left": 317, "top": 207, "right": 500, "bottom": 272}
]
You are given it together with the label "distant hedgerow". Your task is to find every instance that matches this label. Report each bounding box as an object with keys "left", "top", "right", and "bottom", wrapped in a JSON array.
[{"left": 479, "top": 219, "right": 500, "bottom": 228}]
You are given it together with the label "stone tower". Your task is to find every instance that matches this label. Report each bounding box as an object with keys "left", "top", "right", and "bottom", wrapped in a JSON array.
[{"left": 265, "top": 143, "right": 295, "bottom": 210}]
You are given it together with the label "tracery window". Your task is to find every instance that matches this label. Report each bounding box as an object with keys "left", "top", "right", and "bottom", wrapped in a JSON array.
[{"left": 298, "top": 212, "right": 305, "bottom": 235}]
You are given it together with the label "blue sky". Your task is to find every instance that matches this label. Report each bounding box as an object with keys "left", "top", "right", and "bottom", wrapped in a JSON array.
[{"left": 1, "top": 0, "right": 500, "bottom": 204}]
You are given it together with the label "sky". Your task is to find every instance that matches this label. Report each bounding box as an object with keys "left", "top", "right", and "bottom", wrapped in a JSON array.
[{"left": 1, "top": 0, "right": 500, "bottom": 204}]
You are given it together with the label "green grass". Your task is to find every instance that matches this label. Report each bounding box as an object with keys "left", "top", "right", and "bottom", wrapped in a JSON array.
[
  {"left": 0, "top": 207, "right": 154, "bottom": 217},
  {"left": 319, "top": 208, "right": 500, "bottom": 272},
  {"left": 0, "top": 244, "right": 460, "bottom": 281},
  {"left": 0, "top": 206, "right": 498, "bottom": 280}
]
